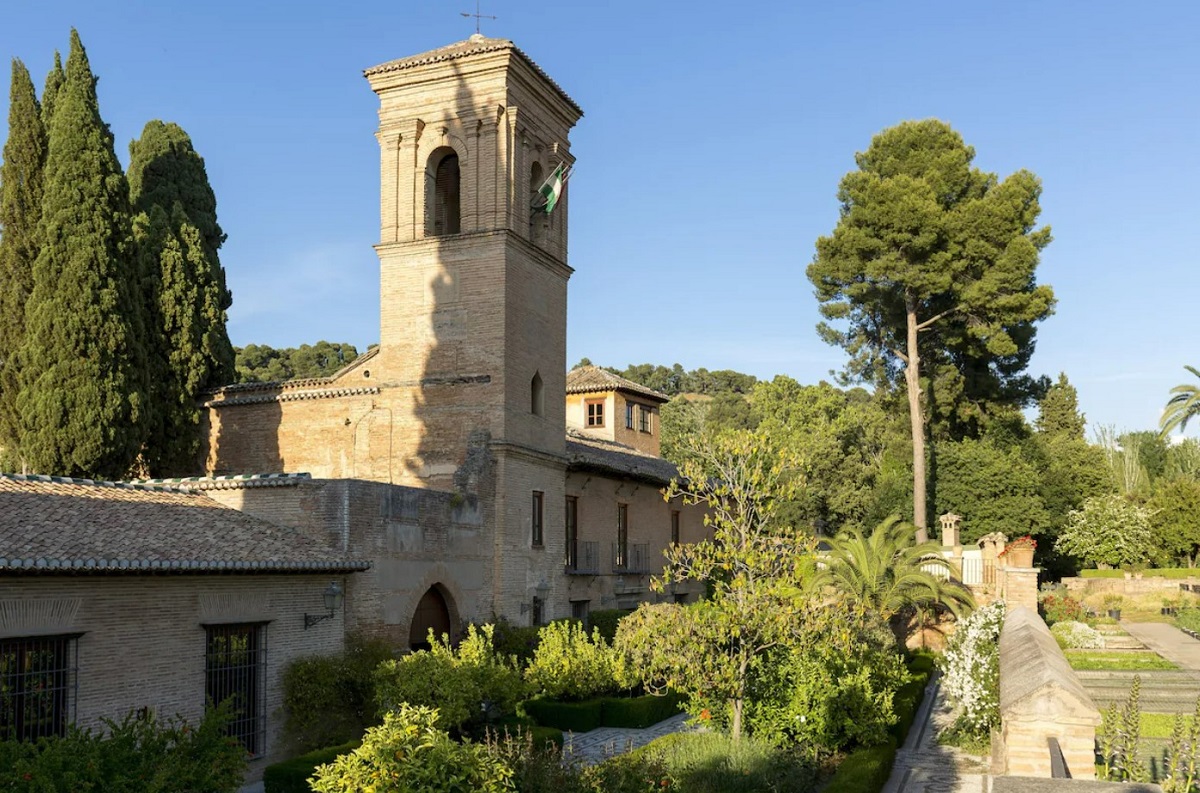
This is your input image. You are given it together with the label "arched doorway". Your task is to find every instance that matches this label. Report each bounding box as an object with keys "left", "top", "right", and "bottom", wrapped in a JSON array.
[{"left": 409, "top": 586, "right": 452, "bottom": 651}]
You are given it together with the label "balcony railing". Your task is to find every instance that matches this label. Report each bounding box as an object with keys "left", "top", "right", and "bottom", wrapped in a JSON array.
[
  {"left": 566, "top": 541, "right": 599, "bottom": 575},
  {"left": 612, "top": 543, "right": 650, "bottom": 574}
]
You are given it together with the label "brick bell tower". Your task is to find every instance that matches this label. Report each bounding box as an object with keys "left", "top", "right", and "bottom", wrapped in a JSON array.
[{"left": 364, "top": 36, "right": 583, "bottom": 620}]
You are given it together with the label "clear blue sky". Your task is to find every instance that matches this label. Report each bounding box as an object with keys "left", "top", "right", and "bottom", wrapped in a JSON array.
[{"left": 2, "top": 1, "right": 1197, "bottom": 436}]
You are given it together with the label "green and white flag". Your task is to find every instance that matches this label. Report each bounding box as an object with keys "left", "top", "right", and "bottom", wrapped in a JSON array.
[{"left": 538, "top": 163, "right": 565, "bottom": 214}]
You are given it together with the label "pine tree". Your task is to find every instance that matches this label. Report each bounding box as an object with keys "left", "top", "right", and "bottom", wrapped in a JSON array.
[
  {"left": 40, "top": 52, "right": 64, "bottom": 130},
  {"left": 1037, "top": 373, "right": 1086, "bottom": 439},
  {"left": 16, "top": 30, "right": 148, "bottom": 478},
  {"left": 0, "top": 60, "right": 47, "bottom": 469},
  {"left": 129, "top": 121, "right": 234, "bottom": 474}
]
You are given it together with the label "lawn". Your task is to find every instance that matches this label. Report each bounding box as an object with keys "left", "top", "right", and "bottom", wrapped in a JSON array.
[
  {"left": 1097, "top": 712, "right": 1187, "bottom": 740},
  {"left": 1064, "top": 651, "right": 1177, "bottom": 671}
]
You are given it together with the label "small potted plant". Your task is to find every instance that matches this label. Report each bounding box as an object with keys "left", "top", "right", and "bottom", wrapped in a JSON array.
[
  {"left": 1103, "top": 593, "right": 1124, "bottom": 621},
  {"left": 1001, "top": 535, "right": 1037, "bottom": 568}
]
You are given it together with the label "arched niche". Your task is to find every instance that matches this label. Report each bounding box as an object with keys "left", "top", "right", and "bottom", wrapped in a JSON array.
[
  {"left": 531, "top": 370, "right": 544, "bottom": 416},
  {"left": 409, "top": 584, "right": 453, "bottom": 651},
  {"left": 426, "top": 147, "right": 461, "bottom": 237}
]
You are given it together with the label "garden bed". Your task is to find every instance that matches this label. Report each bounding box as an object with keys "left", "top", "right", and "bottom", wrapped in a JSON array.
[{"left": 1064, "top": 650, "right": 1177, "bottom": 671}]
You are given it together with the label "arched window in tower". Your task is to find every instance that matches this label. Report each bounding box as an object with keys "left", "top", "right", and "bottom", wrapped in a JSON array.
[
  {"left": 528, "top": 161, "right": 544, "bottom": 241},
  {"left": 426, "top": 148, "right": 461, "bottom": 236},
  {"left": 531, "top": 371, "right": 544, "bottom": 416}
]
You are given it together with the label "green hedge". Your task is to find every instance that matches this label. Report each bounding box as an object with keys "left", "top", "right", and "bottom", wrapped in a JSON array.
[
  {"left": 263, "top": 740, "right": 359, "bottom": 793},
  {"left": 588, "top": 608, "right": 633, "bottom": 643},
  {"left": 524, "top": 693, "right": 683, "bottom": 732},
  {"left": 523, "top": 698, "right": 604, "bottom": 732},
  {"left": 889, "top": 680, "right": 927, "bottom": 745},
  {"left": 1080, "top": 568, "right": 1200, "bottom": 579},
  {"left": 822, "top": 737, "right": 897, "bottom": 793},
  {"left": 600, "top": 693, "right": 684, "bottom": 728}
]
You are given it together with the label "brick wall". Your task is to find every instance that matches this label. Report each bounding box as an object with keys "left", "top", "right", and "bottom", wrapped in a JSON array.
[{"left": 0, "top": 574, "right": 348, "bottom": 783}]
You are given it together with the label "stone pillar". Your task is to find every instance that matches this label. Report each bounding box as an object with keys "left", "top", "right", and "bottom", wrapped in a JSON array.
[
  {"left": 1001, "top": 566, "right": 1039, "bottom": 611},
  {"left": 978, "top": 532, "right": 1007, "bottom": 589}
]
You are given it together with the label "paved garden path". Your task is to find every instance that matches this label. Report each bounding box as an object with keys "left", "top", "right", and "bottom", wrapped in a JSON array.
[
  {"left": 1123, "top": 622, "right": 1200, "bottom": 672},
  {"left": 561, "top": 711, "right": 694, "bottom": 765},
  {"left": 884, "top": 672, "right": 992, "bottom": 793}
]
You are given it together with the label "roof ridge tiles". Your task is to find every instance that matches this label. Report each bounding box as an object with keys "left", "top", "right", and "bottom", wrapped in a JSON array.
[{"left": 0, "top": 472, "right": 194, "bottom": 494}]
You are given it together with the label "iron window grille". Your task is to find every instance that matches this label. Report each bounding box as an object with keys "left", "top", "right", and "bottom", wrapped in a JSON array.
[
  {"left": 0, "top": 634, "right": 78, "bottom": 742},
  {"left": 205, "top": 623, "right": 267, "bottom": 757},
  {"left": 671, "top": 510, "right": 681, "bottom": 546},
  {"left": 616, "top": 504, "right": 629, "bottom": 569},
  {"left": 626, "top": 403, "right": 635, "bottom": 429},
  {"left": 532, "top": 491, "right": 545, "bottom": 547},
  {"left": 566, "top": 540, "right": 599, "bottom": 574},
  {"left": 564, "top": 496, "right": 579, "bottom": 568}
]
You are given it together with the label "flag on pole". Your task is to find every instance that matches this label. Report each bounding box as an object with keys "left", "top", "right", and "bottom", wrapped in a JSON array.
[{"left": 538, "top": 163, "right": 565, "bottom": 214}]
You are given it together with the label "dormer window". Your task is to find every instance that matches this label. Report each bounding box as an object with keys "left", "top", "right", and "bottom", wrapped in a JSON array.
[
  {"left": 639, "top": 405, "right": 653, "bottom": 434},
  {"left": 586, "top": 399, "right": 605, "bottom": 427}
]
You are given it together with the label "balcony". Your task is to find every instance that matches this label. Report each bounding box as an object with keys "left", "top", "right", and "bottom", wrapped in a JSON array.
[
  {"left": 612, "top": 543, "right": 650, "bottom": 574},
  {"left": 565, "top": 540, "right": 599, "bottom": 575}
]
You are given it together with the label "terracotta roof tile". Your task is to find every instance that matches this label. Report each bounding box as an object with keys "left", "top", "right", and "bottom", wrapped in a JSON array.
[
  {"left": 565, "top": 430, "right": 678, "bottom": 485},
  {"left": 363, "top": 35, "right": 582, "bottom": 117},
  {"left": 0, "top": 474, "right": 369, "bottom": 574},
  {"left": 565, "top": 366, "right": 669, "bottom": 403}
]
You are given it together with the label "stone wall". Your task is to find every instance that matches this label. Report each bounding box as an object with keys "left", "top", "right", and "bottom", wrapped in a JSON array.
[
  {"left": 0, "top": 574, "right": 346, "bottom": 782},
  {"left": 1063, "top": 575, "right": 1200, "bottom": 598},
  {"left": 995, "top": 606, "right": 1101, "bottom": 779}
]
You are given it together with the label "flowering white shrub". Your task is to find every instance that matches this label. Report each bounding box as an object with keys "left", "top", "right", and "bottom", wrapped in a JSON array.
[
  {"left": 941, "top": 601, "right": 1006, "bottom": 736},
  {"left": 1051, "top": 620, "right": 1105, "bottom": 650}
]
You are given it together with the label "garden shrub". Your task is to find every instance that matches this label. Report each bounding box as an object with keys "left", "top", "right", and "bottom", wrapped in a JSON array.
[
  {"left": 486, "top": 719, "right": 564, "bottom": 750},
  {"left": 263, "top": 740, "right": 359, "bottom": 793},
  {"left": 1051, "top": 620, "right": 1105, "bottom": 649},
  {"left": 281, "top": 633, "right": 394, "bottom": 751},
  {"left": 0, "top": 705, "right": 244, "bottom": 792},
  {"left": 1039, "top": 592, "right": 1087, "bottom": 625},
  {"left": 525, "top": 620, "right": 625, "bottom": 700},
  {"left": 746, "top": 607, "right": 908, "bottom": 751},
  {"left": 822, "top": 737, "right": 898, "bottom": 793},
  {"left": 523, "top": 697, "right": 603, "bottom": 732},
  {"left": 600, "top": 692, "right": 684, "bottom": 728},
  {"left": 906, "top": 650, "right": 936, "bottom": 682},
  {"left": 374, "top": 623, "right": 526, "bottom": 734},
  {"left": 489, "top": 616, "right": 543, "bottom": 665},
  {"left": 587, "top": 608, "right": 632, "bottom": 643},
  {"left": 941, "top": 600, "right": 1006, "bottom": 738},
  {"left": 310, "top": 705, "right": 512, "bottom": 793}
]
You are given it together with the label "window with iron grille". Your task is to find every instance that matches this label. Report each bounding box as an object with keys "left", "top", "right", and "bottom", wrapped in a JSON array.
[
  {"left": 205, "top": 623, "right": 266, "bottom": 757},
  {"left": 616, "top": 503, "right": 629, "bottom": 569},
  {"left": 0, "top": 634, "right": 77, "bottom": 742},
  {"left": 532, "top": 491, "right": 544, "bottom": 547},
  {"left": 625, "top": 402, "right": 635, "bottom": 429},
  {"left": 671, "top": 510, "right": 681, "bottom": 546},
  {"left": 565, "top": 495, "right": 578, "bottom": 568}
]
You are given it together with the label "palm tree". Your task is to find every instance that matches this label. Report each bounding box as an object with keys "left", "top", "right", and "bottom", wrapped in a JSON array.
[
  {"left": 1161, "top": 366, "right": 1200, "bottom": 438},
  {"left": 819, "top": 515, "right": 975, "bottom": 621}
]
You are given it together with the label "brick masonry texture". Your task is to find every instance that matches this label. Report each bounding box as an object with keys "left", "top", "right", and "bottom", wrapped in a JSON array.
[{"left": 0, "top": 574, "right": 345, "bottom": 782}]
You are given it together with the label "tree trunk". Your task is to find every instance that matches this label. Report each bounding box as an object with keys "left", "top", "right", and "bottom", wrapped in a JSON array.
[
  {"left": 905, "top": 296, "right": 928, "bottom": 543},
  {"left": 731, "top": 697, "right": 743, "bottom": 741}
]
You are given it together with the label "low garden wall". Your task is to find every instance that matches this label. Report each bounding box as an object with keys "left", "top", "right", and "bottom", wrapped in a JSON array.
[
  {"left": 995, "top": 606, "right": 1101, "bottom": 779},
  {"left": 1062, "top": 575, "right": 1200, "bottom": 598}
]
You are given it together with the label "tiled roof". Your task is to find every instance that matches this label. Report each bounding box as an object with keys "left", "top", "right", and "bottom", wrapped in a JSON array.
[
  {"left": 0, "top": 474, "right": 370, "bottom": 574},
  {"left": 134, "top": 473, "right": 311, "bottom": 491},
  {"left": 566, "top": 366, "right": 670, "bottom": 403},
  {"left": 363, "top": 35, "right": 583, "bottom": 118},
  {"left": 202, "top": 347, "right": 379, "bottom": 396},
  {"left": 565, "top": 430, "right": 679, "bottom": 486}
]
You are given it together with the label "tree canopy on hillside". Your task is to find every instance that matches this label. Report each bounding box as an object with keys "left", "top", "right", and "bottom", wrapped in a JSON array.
[{"left": 235, "top": 342, "right": 362, "bottom": 383}]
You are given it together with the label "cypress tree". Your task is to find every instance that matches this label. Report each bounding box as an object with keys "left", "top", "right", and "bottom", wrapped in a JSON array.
[
  {"left": 40, "top": 51, "right": 63, "bottom": 129},
  {"left": 17, "top": 30, "right": 148, "bottom": 479},
  {"left": 129, "top": 121, "right": 234, "bottom": 474},
  {"left": 0, "top": 60, "right": 47, "bottom": 468}
]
